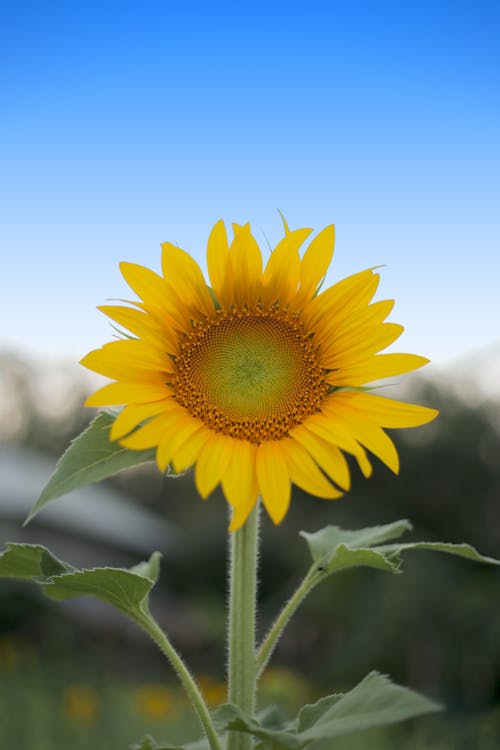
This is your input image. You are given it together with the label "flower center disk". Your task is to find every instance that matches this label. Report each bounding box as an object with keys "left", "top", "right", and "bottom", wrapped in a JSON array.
[{"left": 173, "top": 309, "right": 327, "bottom": 442}]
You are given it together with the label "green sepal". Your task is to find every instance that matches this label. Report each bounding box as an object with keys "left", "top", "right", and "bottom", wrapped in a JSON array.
[
  {"left": 0, "top": 542, "right": 161, "bottom": 620},
  {"left": 26, "top": 410, "right": 156, "bottom": 523},
  {"left": 300, "top": 520, "right": 500, "bottom": 577}
]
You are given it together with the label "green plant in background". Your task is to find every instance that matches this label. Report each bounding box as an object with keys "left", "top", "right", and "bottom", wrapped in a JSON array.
[{"left": 2, "top": 218, "right": 499, "bottom": 749}]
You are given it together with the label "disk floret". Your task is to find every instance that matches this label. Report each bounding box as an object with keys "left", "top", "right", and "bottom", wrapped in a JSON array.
[{"left": 172, "top": 305, "right": 327, "bottom": 443}]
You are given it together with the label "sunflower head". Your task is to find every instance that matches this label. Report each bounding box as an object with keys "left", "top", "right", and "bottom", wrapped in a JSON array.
[{"left": 81, "top": 218, "right": 438, "bottom": 531}]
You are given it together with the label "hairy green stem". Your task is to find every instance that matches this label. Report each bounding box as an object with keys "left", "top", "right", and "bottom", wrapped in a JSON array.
[
  {"left": 227, "top": 504, "right": 260, "bottom": 750},
  {"left": 134, "top": 610, "right": 223, "bottom": 750},
  {"left": 255, "top": 566, "right": 322, "bottom": 679}
]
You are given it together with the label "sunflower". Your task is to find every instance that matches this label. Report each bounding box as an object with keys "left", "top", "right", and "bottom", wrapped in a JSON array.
[{"left": 81, "top": 219, "right": 437, "bottom": 530}]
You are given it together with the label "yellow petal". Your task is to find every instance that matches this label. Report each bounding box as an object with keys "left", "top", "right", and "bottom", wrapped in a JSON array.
[
  {"left": 171, "top": 424, "right": 212, "bottom": 473},
  {"left": 321, "top": 323, "right": 405, "bottom": 369},
  {"left": 304, "top": 269, "right": 379, "bottom": 333},
  {"left": 318, "top": 299, "right": 395, "bottom": 359},
  {"left": 119, "top": 409, "right": 184, "bottom": 450},
  {"left": 195, "top": 433, "right": 234, "bottom": 498},
  {"left": 222, "top": 441, "right": 258, "bottom": 531},
  {"left": 256, "top": 441, "right": 291, "bottom": 525},
  {"left": 326, "top": 353, "right": 430, "bottom": 386},
  {"left": 110, "top": 399, "right": 177, "bottom": 441},
  {"left": 278, "top": 210, "right": 291, "bottom": 235},
  {"left": 120, "top": 262, "right": 187, "bottom": 328},
  {"left": 97, "top": 305, "right": 178, "bottom": 353},
  {"left": 84, "top": 380, "right": 172, "bottom": 407},
  {"left": 262, "top": 228, "right": 312, "bottom": 307},
  {"left": 282, "top": 438, "right": 342, "bottom": 499},
  {"left": 227, "top": 224, "right": 263, "bottom": 308},
  {"left": 156, "top": 415, "right": 204, "bottom": 472},
  {"left": 329, "top": 391, "right": 439, "bottom": 428},
  {"left": 120, "top": 262, "right": 168, "bottom": 306},
  {"left": 299, "top": 412, "right": 364, "bottom": 456},
  {"left": 298, "top": 224, "right": 335, "bottom": 300},
  {"left": 206, "top": 219, "right": 229, "bottom": 304},
  {"left": 289, "top": 426, "right": 351, "bottom": 491},
  {"left": 355, "top": 450, "right": 373, "bottom": 478},
  {"left": 229, "top": 501, "right": 258, "bottom": 533},
  {"left": 334, "top": 412, "right": 399, "bottom": 473},
  {"left": 81, "top": 340, "right": 174, "bottom": 381},
  {"left": 161, "top": 243, "right": 214, "bottom": 317}
]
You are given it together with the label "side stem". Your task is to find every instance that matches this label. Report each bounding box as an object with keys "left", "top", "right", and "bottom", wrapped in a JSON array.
[
  {"left": 227, "top": 504, "right": 260, "bottom": 750},
  {"left": 134, "top": 610, "right": 222, "bottom": 750},
  {"left": 255, "top": 565, "right": 322, "bottom": 679}
]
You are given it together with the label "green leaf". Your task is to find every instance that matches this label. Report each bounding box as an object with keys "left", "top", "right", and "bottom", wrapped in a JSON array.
[
  {"left": 212, "top": 672, "right": 440, "bottom": 749},
  {"left": 300, "top": 520, "right": 500, "bottom": 578},
  {"left": 0, "top": 543, "right": 74, "bottom": 580},
  {"left": 377, "top": 541, "right": 500, "bottom": 566},
  {"left": 296, "top": 671, "right": 440, "bottom": 745},
  {"left": 295, "top": 694, "right": 343, "bottom": 731},
  {"left": 319, "top": 543, "right": 402, "bottom": 574},
  {"left": 0, "top": 542, "right": 161, "bottom": 620},
  {"left": 300, "top": 520, "right": 412, "bottom": 564},
  {"left": 26, "top": 411, "right": 156, "bottom": 522},
  {"left": 44, "top": 555, "right": 161, "bottom": 618}
]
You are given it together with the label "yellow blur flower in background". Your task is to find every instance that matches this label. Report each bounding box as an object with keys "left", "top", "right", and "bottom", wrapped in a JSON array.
[
  {"left": 82, "top": 219, "right": 438, "bottom": 530},
  {"left": 62, "top": 684, "right": 99, "bottom": 724},
  {"left": 196, "top": 674, "right": 227, "bottom": 707},
  {"left": 132, "top": 684, "right": 176, "bottom": 720}
]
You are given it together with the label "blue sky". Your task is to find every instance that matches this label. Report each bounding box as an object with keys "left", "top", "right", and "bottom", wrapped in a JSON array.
[{"left": 1, "top": 0, "right": 499, "bottom": 370}]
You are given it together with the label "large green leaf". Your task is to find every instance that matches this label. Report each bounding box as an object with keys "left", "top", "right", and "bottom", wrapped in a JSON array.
[
  {"left": 296, "top": 671, "right": 440, "bottom": 745},
  {"left": 300, "top": 520, "right": 500, "bottom": 578},
  {"left": 212, "top": 672, "right": 440, "bottom": 749},
  {"left": 0, "top": 542, "right": 161, "bottom": 620},
  {"left": 26, "top": 411, "right": 156, "bottom": 522}
]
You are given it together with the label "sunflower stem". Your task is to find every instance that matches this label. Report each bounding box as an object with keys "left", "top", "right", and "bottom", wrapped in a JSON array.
[
  {"left": 255, "top": 565, "right": 323, "bottom": 679},
  {"left": 227, "top": 504, "right": 260, "bottom": 750},
  {"left": 134, "top": 610, "right": 222, "bottom": 750}
]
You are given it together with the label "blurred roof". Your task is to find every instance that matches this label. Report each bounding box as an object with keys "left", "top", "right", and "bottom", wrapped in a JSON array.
[{"left": 0, "top": 444, "right": 182, "bottom": 557}]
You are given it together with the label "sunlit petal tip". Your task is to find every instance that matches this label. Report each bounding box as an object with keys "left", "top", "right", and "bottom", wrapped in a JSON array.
[
  {"left": 228, "top": 504, "right": 254, "bottom": 533},
  {"left": 277, "top": 209, "right": 291, "bottom": 235},
  {"left": 256, "top": 442, "right": 291, "bottom": 524},
  {"left": 358, "top": 456, "right": 373, "bottom": 478},
  {"left": 79, "top": 350, "right": 98, "bottom": 369},
  {"left": 207, "top": 220, "right": 229, "bottom": 298},
  {"left": 156, "top": 450, "right": 170, "bottom": 474},
  {"left": 232, "top": 222, "right": 251, "bottom": 234}
]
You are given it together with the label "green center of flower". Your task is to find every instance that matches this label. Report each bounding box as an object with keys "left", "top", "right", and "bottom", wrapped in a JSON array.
[{"left": 172, "top": 308, "right": 327, "bottom": 442}]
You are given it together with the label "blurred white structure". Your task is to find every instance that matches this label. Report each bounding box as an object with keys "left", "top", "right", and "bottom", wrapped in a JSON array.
[{"left": 0, "top": 444, "right": 183, "bottom": 569}]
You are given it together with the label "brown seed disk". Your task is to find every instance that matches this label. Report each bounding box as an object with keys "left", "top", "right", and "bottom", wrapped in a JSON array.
[{"left": 171, "top": 306, "right": 327, "bottom": 443}]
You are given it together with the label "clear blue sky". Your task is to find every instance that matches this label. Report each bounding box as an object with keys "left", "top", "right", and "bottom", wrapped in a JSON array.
[{"left": 1, "top": 0, "right": 499, "bottom": 369}]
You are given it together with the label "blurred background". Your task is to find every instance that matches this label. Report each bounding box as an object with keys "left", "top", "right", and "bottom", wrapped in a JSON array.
[{"left": 1, "top": 1, "right": 499, "bottom": 748}]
